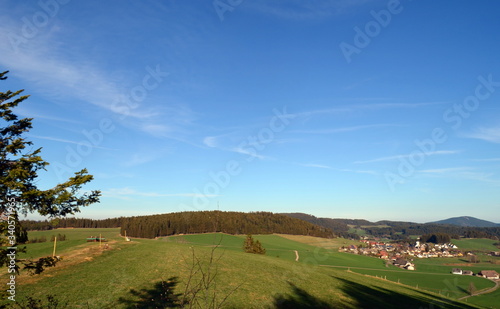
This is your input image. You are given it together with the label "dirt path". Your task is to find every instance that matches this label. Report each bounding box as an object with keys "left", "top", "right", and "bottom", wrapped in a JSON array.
[
  {"left": 294, "top": 250, "right": 299, "bottom": 262},
  {"left": 13, "top": 240, "right": 122, "bottom": 286},
  {"left": 458, "top": 279, "right": 500, "bottom": 301}
]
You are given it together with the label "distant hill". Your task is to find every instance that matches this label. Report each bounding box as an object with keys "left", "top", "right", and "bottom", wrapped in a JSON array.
[
  {"left": 119, "top": 211, "right": 334, "bottom": 238},
  {"left": 280, "top": 213, "right": 349, "bottom": 233},
  {"left": 22, "top": 211, "right": 335, "bottom": 238},
  {"left": 429, "top": 216, "right": 500, "bottom": 227},
  {"left": 280, "top": 214, "right": 500, "bottom": 240},
  {"left": 280, "top": 213, "right": 371, "bottom": 238}
]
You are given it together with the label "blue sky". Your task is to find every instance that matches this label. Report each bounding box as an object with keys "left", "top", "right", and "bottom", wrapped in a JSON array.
[{"left": 1, "top": 0, "right": 500, "bottom": 223}]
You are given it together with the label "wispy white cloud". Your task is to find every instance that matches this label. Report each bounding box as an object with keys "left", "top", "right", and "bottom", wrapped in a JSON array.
[
  {"left": 291, "top": 102, "right": 445, "bottom": 119},
  {"left": 417, "top": 167, "right": 500, "bottom": 186},
  {"left": 141, "top": 124, "right": 173, "bottom": 137},
  {"left": 201, "top": 121, "right": 283, "bottom": 160},
  {"left": 297, "top": 162, "right": 377, "bottom": 175},
  {"left": 354, "top": 150, "right": 460, "bottom": 164},
  {"left": 472, "top": 158, "right": 500, "bottom": 162},
  {"left": 200, "top": 133, "right": 275, "bottom": 160},
  {"left": 463, "top": 127, "right": 500, "bottom": 144},
  {"left": 123, "top": 151, "right": 169, "bottom": 167},
  {"left": 291, "top": 107, "right": 352, "bottom": 119},
  {"left": 419, "top": 167, "right": 473, "bottom": 174},
  {"left": 291, "top": 124, "right": 398, "bottom": 134},
  {"left": 95, "top": 172, "right": 134, "bottom": 179},
  {"left": 231, "top": 146, "right": 270, "bottom": 160},
  {"left": 301, "top": 163, "right": 332, "bottom": 169},
  {"left": 455, "top": 172, "right": 500, "bottom": 185},
  {"left": 203, "top": 136, "right": 218, "bottom": 148},
  {"left": 245, "top": 0, "right": 372, "bottom": 20},
  {"left": 16, "top": 108, "right": 83, "bottom": 124},
  {"left": 0, "top": 20, "right": 195, "bottom": 140},
  {"left": 356, "top": 102, "right": 447, "bottom": 109},
  {"left": 103, "top": 187, "right": 220, "bottom": 200},
  {"left": 28, "top": 134, "right": 116, "bottom": 150}
]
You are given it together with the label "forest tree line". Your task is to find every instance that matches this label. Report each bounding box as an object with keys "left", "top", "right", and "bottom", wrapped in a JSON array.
[
  {"left": 20, "top": 211, "right": 333, "bottom": 239},
  {"left": 19, "top": 212, "right": 500, "bottom": 240},
  {"left": 280, "top": 213, "right": 360, "bottom": 238},
  {"left": 20, "top": 217, "right": 123, "bottom": 230},
  {"left": 366, "top": 222, "right": 500, "bottom": 240},
  {"left": 119, "top": 211, "right": 333, "bottom": 238}
]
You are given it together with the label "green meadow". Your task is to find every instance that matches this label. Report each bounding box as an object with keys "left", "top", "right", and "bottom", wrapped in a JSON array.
[
  {"left": 1, "top": 228, "right": 495, "bottom": 308},
  {"left": 466, "top": 288, "right": 500, "bottom": 308},
  {"left": 15, "top": 228, "right": 122, "bottom": 259},
  {"left": 348, "top": 269, "right": 493, "bottom": 298},
  {"left": 451, "top": 239, "right": 499, "bottom": 252}
]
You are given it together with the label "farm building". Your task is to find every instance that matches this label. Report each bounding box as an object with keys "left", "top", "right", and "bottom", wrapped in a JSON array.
[
  {"left": 462, "top": 270, "right": 473, "bottom": 276},
  {"left": 479, "top": 270, "right": 499, "bottom": 280},
  {"left": 393, "top": 258, "right": 415, "bottom": 270}
]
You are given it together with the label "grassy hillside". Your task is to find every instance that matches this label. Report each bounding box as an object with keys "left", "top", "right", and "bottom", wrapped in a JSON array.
[
  {"left": 288, "top": 234, "right": 500, "bottom": 308},
  {"left": 17, "top": 228, "right": 122, "bottom": 259},
  {"left": 466, "top": 288, "right": 500, "bottom": 308},
  {"left": 452, "top": 238, "right": 500, "bottom": 252},
  {"left": 0, "top": 229, "right": 488, "bottom": 308}
]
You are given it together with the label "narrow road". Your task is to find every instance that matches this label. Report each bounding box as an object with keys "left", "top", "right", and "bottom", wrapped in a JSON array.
[
  {"left": 294, "top": 250, "right": 299, "bottom": 262},
  {"left": 458, "top": 280, "right": 499, "bottom": 301}
]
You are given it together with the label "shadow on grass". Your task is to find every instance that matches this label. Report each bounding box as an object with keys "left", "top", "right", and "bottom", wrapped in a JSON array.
[
  {"left": 272, "top": 282, "right": 334, "bottom": 309},
  {"left": 118, "top": 277, "right": 182, "bottom": 308},
  {"left": 457, "top": 286, "right": 470, "bottom": 296},
  {"left": 335, "top": 277, "right": 478, "bottom": 309},
  {"left": 270, "top": 277, "right": 480, "bottom": 309}
]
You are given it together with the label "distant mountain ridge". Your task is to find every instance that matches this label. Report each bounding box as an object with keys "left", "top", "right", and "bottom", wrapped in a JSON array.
[
  {"left": 280, "top": 213, "right": 500, "bottom": 240},
  {"left": 429, "top": 216, "right": 500, "bottom": 227}
]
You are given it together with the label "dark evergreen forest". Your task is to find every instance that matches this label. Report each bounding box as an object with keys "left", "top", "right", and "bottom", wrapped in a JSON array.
[
  {"left": 20, "top": 211, "right": 500, "bottom": 240},
  {"left": 21, "top": 211, "right": 333, "bottom": 239}
]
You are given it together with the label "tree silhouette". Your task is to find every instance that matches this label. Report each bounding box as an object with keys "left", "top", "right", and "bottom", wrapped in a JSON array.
[{"left": 0, "top": 70, "right": 100, "bottom": 274}]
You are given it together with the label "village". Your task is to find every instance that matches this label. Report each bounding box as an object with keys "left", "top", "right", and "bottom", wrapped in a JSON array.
[
  {"left": 339, "top": 238, "right": 500, "bottom": 279},
  {"left": 339, "top": 239, "right": 463, "bottom": 263}
]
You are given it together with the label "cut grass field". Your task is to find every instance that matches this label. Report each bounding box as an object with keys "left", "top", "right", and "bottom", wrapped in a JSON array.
[
  {"left": 1, "top": 228, "right": 494, "bottom": 308},
  {"left": 451, "top": 238, "right": 500, "bottom": 252}
]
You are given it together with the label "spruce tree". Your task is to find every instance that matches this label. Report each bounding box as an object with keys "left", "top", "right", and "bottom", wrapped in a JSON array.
[
  {"left": 243, "top": 234, "right": 254, "bottom": 253},
  {"left": 253, "top": 240, "right": 266, "bottom": 255},
  {"left": 0, "top": 70, "right": 100, "bottom": 274},
  {"left": 243, "top": 234, "right": 266, "bottom": 255}
]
